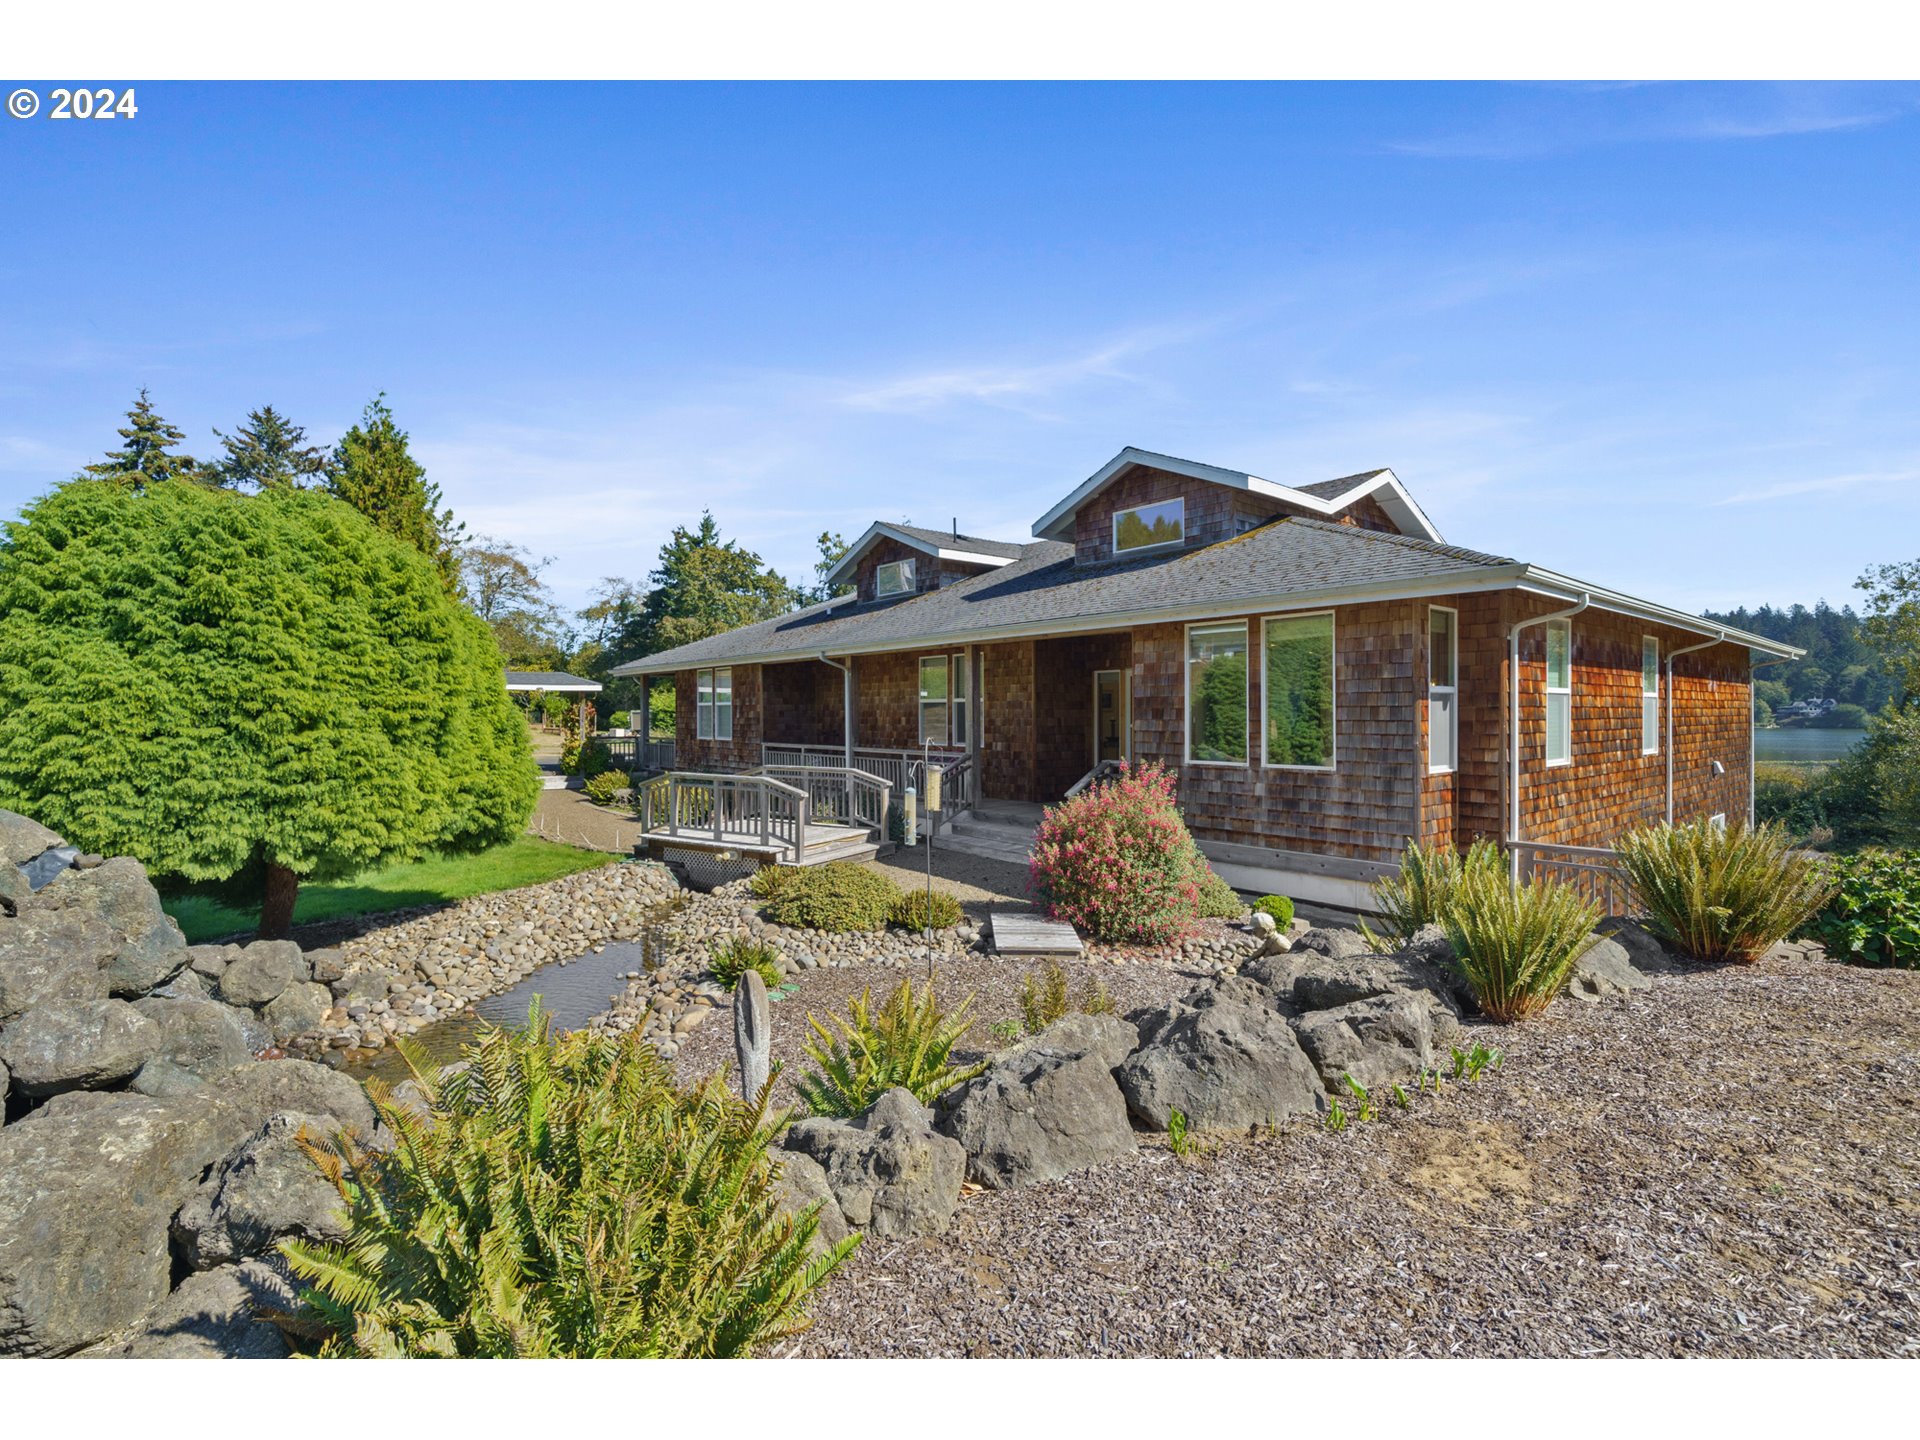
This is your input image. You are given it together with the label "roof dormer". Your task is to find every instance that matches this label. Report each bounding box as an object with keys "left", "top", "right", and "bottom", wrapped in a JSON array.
[{"left": 826, "top": 521, "right": 1027, "bottom": 603}]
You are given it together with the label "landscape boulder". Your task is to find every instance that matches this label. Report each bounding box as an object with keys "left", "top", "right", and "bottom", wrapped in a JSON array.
[
  {"left": 1566, "top": 934, "right": 1654, "bottom": 1003},
  {"left": 0, "top": 863, "right": 29, "bottom": 914},
  {"left": 86, "top": 1258, "right": 296, "bottom": 1359},
  {"left": 189, "top": 944, "right": 239, "bottom": 980},
  {"left": 0, "top": 810, "right": 65, "bottom": 869},
  {"left": 0, "top": 997, "right": 162, "bottom": 1096},
  {"left": 128, "top": 996, "right": 266, "bottom": 1096},
  {"left": 1291, "top": 925, "right": 1373, "bottom": 961},
  {"left": 28, "top": 859, "right": 189, "bottom": 997},
  {"left": 1117, "top": 990, "right": 1326, "bottom": 1130},
  {"left": 0, "top": 1059, "right": 372, "bottom": 1356},
  {"left": 936, "top": 1012, "right": 1138, "bottom": 1189},
  {"left": 771, "top": 1150, "right": 849, "bottom": 1259},
  {"left": 1252, "top": 923, "right": 1465, "bottom": 1046},
  {"left": 173, "top": 1112, "right": 349, "bottom": 1270},
  {"left": 783, "top": 1087, "right": 965, "bottom": 1239},
  {"left": 219, "top": 941, "right": 306, "bottom": 1009},
  {"left": 1594, "top": 916, "right": 1683, "bottom": 974},
  {"left": 1290, "top": 991, "right": 1434, "bottom": 1091},
  {"left": 263, "top": 981, "right": 332, "bottom": 1042},
  {"left": 0, "top": 911, "right": 118, "bottom": 1021}
]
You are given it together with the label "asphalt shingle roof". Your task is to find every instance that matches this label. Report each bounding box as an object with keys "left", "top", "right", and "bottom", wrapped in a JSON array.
[
  {"left": 884, "top": 523, "right": 1028, "bottom": 560},
  {"left": 612, "top": 518, "right": 1516, "bottom": 674},
  {"left": 1290, "top": 469, "right": 1389, "bottom": 501}
]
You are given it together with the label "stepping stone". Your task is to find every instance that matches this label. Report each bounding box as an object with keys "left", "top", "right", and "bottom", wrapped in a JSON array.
[{"left": 988, "top": 912, "right": 1083, "bottom": 957}]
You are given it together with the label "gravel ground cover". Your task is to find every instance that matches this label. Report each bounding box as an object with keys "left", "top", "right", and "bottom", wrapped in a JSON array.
[{"left": 777, "top": 941, "right": 1920, "bottom": 1358}]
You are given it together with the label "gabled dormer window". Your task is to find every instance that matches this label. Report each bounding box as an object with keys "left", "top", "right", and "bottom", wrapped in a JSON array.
[
  {"left": 1113, "top": 497, "right": 1184, "bottom": 554},
  {"left": 876, "top": 559, "right": 916, "bottom": 596}
]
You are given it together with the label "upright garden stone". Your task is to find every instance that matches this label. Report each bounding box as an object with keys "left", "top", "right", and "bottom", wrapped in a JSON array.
[
  {"left": 784, "top": 1087, "right": 965, "bottom": 1239},
  {"left": 734, "top": 968, "right": 770, "bottom": 1100},
  {"left": 0, "top": 997, "right": 161, "bottom": 1096},
  {"left": 1117, "top": 990, "right": 1326, "bottom": 1130}
]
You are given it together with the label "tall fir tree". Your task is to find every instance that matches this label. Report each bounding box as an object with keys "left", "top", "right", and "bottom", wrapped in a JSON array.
[
  {"left": 632, "top": 513, "right": 798, "bottom": 654},
  {"left": 212, "top": 405, "right": 328, "bottom": 491},
  {"left": 82, "top": 389, "right": 199, "bottom": 492},
  {"left": 327, "top": 394, "right": 464, "bottom": 585}
]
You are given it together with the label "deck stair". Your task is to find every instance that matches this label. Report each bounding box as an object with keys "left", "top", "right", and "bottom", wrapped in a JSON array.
[{"left": 938, "top": 802, "right": 1043, "bottom": 866}]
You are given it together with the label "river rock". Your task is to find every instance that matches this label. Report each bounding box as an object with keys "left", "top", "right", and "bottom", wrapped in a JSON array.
[
  {"left": 0, "top": 911, "right": 118, "bottom": 1022},
  {"left": 173, "top": 1112, "right": 349, "bottom": 1270},
  {"left": 28, "top": 859, "right": 189, "bottom": 997},
  {"left": 1117, "top": 990, "right": 1327, "bottom": 1130},
  {"left": 263, "top": 981, "right": 332, "bottom": 1041},
  {"left": 88, "top": 1258, "right": 297, "bottom": 1359},
  {"left": 0, "top": 997, "right": 162, "bottom": 1096},
  {"left": 1290, "top": 991, "right": 1434, "bottom": 1091},
  {"left": 128, "top": 996, "right": 264, "bottom": 1096},
  {"left": 1567, "top": 934, "right": 1654, "bottom": 1002},
  {"left": 936, "top": 1012, "right": 1138, "bottom": 1189},
  {"left": 771, "top": 1150, "right": 849, "bottom": 1259},
  {"left": 306, "top": 947, "right": 346, "bottom": 985},
  {"left": 0, "top": 1059, "right": 372, "bottom": 1355},
  {"left": 0, "top": 810, "right": 64, "bottom": 868},
  {"left": 219, "top": 941, "right": 305, "bottom": 1009},
  {"left": 783, "top": 1088, "right": 965, "bottom": 1240}
]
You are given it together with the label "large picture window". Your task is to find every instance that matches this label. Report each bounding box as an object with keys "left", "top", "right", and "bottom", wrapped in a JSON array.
[
  {"left": 1545, "top": 619, "right": 1572, "bottom": 766},
  {"left": 1642, "top": 636, "right": 1660, "bottom": 755},
  {"left": 696, "top": 667, "right": 733, "bottom": 742},
  {"left": 1113, "top": 497, "right": 1185, "bottom": 554},
  {"left": 1428, "top": 606, "right": 1457, "bottom": 774},
  {"left": 918, "top": 655, "right": 949, "bottom": 746},
  {"left": 1263, "top": 612, "right": 1335, "bottom": 769},
  {"left": 1186, "top": 622, "right": 1248, "bottom": 765},
  {"left": 877, "top": 559, "right": 915, "bottom": 596}
]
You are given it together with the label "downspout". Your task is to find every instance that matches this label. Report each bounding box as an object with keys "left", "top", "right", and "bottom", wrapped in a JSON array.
[
  {"left": 1507, "top": 591, "right": 1590, "bottom": 878},
  {"left": 817, "top": 653, "right": 853, "bottom": 767},
  {"left": 1747, "top": 653, "right": 1796, "bottom": 827},
  {"left": 1665, "top": 632, "right": 1725, "bottom": 824}
]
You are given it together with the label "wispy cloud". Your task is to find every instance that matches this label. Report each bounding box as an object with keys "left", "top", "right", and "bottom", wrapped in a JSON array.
[{"left": 1715, "top": 466, "right": 1920, "bottom": 506}]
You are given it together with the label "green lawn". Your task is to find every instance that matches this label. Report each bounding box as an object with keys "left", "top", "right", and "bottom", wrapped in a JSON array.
[{"left": 163, "top": 836, "right": 618, "bottom": 944}]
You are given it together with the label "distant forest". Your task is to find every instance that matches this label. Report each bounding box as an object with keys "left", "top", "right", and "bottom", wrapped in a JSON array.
[{"left": 1704, "top": 601, "right": 1898, "bottom": 720}]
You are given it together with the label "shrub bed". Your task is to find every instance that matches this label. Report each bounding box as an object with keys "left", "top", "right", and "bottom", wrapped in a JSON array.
[
  {"left": 1806, "top": 849, "right": 1919, "bottom": 969},
  {"left": 1029, "top": 761, "right": 1211, "bottom": 944},
  {"left": 582, "top": 770, "right": 624, "bottom": 805},
  {"left": 762, "top": 862, "right": 903, "bottom": 932},
  {"left": 1252, "top": 894, "right": 1295, "bottom": 928}
]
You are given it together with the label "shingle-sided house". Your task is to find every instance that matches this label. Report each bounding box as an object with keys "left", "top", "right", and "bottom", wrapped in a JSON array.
[{"left": 612, "top": 446, "right": 1799, "bottom": 907}]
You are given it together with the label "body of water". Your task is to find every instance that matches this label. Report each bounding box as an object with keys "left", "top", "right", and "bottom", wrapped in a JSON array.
[{"left": 1754, "top": 727, "right": 1868, "bottom": 764}]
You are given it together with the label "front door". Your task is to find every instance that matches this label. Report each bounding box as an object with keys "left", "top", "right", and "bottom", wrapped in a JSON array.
[{"left": 1093, "top": 669, "right": 1128, "bottom": 766}]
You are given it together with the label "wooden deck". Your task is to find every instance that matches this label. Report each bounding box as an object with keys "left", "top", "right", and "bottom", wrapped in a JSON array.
[{"left": 636, "top": 821, "right": 879, "bottom": 868}]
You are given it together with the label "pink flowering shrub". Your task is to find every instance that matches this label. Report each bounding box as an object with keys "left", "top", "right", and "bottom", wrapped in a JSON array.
[{"left": 1029, "top": 761, "right": 1209, "bottom": 944}]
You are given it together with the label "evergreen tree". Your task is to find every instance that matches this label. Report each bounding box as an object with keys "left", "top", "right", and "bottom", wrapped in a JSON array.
[
  {"left": 631, "top": 513, "right": 798, "bottom": 654},
  {"left": 803, "top": 531, "right": 852, "bottom": 604},
  {"left": 0, "top": 479, "right": 537, "bottom": 937},
  {"left": 212, "top": 405, "right": 328, "bottom": 491},
  {"left": 327, "top": 394, "right": 463, "bottom": 585},
  {"left": 82, "top": 389, "right": 198, "bottom": 491}
]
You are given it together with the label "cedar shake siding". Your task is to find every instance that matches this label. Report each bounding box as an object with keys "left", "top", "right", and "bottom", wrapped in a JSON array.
[
  {"left": 852, "top": 537, "right": 995, "bottom": 603},
  {"left": 981, "top": 640, "right": 1036, "bottom": 801},
  {"left": 1072, "top": 464, "right": 1398, "bottom": 567},
  {"left": 852, "top": 651, "right": 921, "bottom": 750},
  {"left": 1033, "top": 632, "right": 1132, "bottom": 799},
  {"left": 762, "top": 660, "right": 842, "bottom": 748},
  {"left": 675, "top": 662, "right": 763, "bottom": 772}
]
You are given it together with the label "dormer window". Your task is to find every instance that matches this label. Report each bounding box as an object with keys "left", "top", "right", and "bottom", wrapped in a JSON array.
[
  {"left": 1113, "top": 497, "right": 1185, "bottom": 554},
  {"left": 876, "top": 559, "right": 916, "bottom": 596}
]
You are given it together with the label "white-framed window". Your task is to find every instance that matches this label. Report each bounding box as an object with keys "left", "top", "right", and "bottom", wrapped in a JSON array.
[
  {"left": 696, "top": 667, "right": 732, "bottom": 742},
  {"left": 1428, "top": 606, "right": 1458, "bottom": 774},
  {"left": 918, "top": 655, "right": 949, "bottom": 746},
  {"left": 1113, "top": 497, "right": 1185, "bottom": 554},
  {"left": 877, "top": 559, "right": 916, "bottom": 596},
  {"left": 1544, "top": 619, "right": 1572, "bottom": 767},
  {"left": 1262, "top": 611, "right": 1335, "bottom": 770},
  {"left": 1641, "top": 636, "right": 1660, "bottom": 755},
  {"left": 950, "top": 652, "right": 969, "bottom": 747},
  {"left": 1186, "top": 621, "right": 1249, "bottom": 765}
]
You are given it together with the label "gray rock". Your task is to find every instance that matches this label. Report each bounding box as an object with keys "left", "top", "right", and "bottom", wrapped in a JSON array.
[
  {"left": 173, "top": 1112, "right": 349, "bottom": 1270},
  {"left": 28, "top": 859, "right": 189, "bottom": 997},
  {"left": 0, "top": 911, "right": 118, "bottom": 1021},
  {"left": 218, "top": 941, "right": 305, "bottom": 1009},
  {"left": 150, "top": 967, "right": 213, "bottom": 1002},
  {"left": 306, "top": 947, "right": 346, "bottom": 985},
  {"left": 0, "top": 1055, "right": 8, "bottom": 1119},
  {"left": 189, "top": 944, "right": 238, "bottom": 979},
  {"left": 0, "top": 1059, "right": 372, "bottom": 1355},
  {"left": 1117, "top": 994, "right": 1327, "bottom": 1131},
  {"left": 783, "top": 1087, "right": 965, "bottom": 1239},
  {"left": 0, "top": 863, "right": 29, "bottom": 915},
  {"left": 937, "top": 1012, "right": 1138, "bottom": 1189},
  {"left": 128, "top": 997, "right": 262, "bottom": 1095},
  {"left": 735, "top": 968, "right": 770, "bottom": 1100},
  {"left": 1291, "top": 926, "right": 1373, "bottom": 960},
  {"left": 331, "top": 970, "right": 388, "bottom": 1005},
  {"left": 1290, "top": 991, "right": 1434, "bottom": 1091},
  {"left": 0, "top": 809, "right": 64, "bottom": 868},
  {"left": 1250, "top": 910, "right": 1278, "bottom": 935},
  {"left": 1595, "top": 916, "right": 1683, "bottom": 974},
  {"left": 1567, "top": 934, "right": 1654, "bottom": 1003},
  {"left": 262, "top": 981, "right": 331, "bottom": 1041},
  {"left": 88, "top": 1258, "right": 296, "bottom": 1359},
  {"left": 0, "top": 998, "right": 162, "bottom": 1096},
  {"left": 1267, "top": 925, "right": 1466, "bottom": 1046},
  {"left": 770, "top": 1150, "right": 849, "bottom": 1259}
]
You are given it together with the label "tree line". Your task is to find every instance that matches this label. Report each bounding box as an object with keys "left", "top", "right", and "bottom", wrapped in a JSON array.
[{"left": 1702, "top": 599, "right": 1898, "bottom": 722}]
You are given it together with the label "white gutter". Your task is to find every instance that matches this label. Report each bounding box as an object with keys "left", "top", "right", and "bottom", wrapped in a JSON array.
[
  {"left": 1664, "top": 631, "right": 1725, "bottom": 824},
  {"left": 816, "top": 653, "right": 854, "bottom": 767},
  {"left": 1507, "top": 589, "right": 1590, "bottom": 876}
]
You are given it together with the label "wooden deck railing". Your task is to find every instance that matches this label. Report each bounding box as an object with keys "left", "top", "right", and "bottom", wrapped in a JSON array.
[
  {"left": 762, "top": 743, "right": 971, "bottom": 835},
  {"left": 760, "top": 764, "right": 892, "bottom": 834},
  {"left": 638, "top": 770, "right": 809, "bottom": 860},
  {"left": 601, "top": 735, "right": 676, "bottom": 772},
  {"left": 1510, "top": 840, "right": 1634, "bottom": 917}
]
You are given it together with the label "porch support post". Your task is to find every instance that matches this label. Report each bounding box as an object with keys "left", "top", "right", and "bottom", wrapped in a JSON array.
[
  {"left": 844, "top": 657, "right": 854, "bottom": 768},
  {"left": 964, "top": 643, "right": 979, "bottom": 796}
]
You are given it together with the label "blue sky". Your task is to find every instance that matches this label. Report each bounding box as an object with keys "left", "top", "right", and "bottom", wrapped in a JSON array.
[{"left": 3, "top": 80, "right": 1916, "bottom": 616}]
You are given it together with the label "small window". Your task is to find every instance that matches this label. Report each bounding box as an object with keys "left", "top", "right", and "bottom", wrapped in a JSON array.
[
  {"left": 695, "top": 667, "right": 732, "bottom": 742},
  {"left": 1429, "top": 606, "right": 1458, "bottom": 774},
  {"left": 1544, "top": 619, "right": 1572, "bottom": 767},
  {"left": 918, "top": 655, "right": 949, "bottom": 746},
  {"left": 1263, "top": 612, "right": 1335, "bottom": 769},
  {"left": 696, "top": 669, "right": 713, "bottom": 741},
  {"left": 950, "top": 652, "right": 969, "bottom": 747},
  {"left": 877, "top": 559, "right": 916, "bottom": 596},
  {"left": 1114, "top": 497, "right": 1185, "bottom": 553},
  {"left": 1641, "top": 636, "right": 1660, "bottom": 755},
  {"left": 1187, "top": 622, "right": 1249, "bottom": 765}
]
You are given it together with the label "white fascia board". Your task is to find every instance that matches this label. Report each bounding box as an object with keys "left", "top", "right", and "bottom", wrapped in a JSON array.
[
  {"left": 1515, "top": 570, "right": 1804, "bottom": 658},
  {"left": 822, "top": 521, "right": 1015, "bottom": 586}
]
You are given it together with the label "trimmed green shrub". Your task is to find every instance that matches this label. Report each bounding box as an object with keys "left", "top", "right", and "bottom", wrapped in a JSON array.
[
  {"left": 763, "top": 862, "right": 903, "bottom": 932},
  {"left": 710, "top": 935, "right": 783, "bottom": 991},
  {"left": 564, "top": 738, "right": 612, "bottom": 777},
  {"left": 1440, "top": 863, "right": 1602, "bottom": 1022},
  {"left": 581, "top": 769, "right": 624, "bottom": 805},
  {"left": 606, "top": 710, "right": 631, "bottom": 729},
  {"left": 796, "top": 978, "right": 987, "bottom": 1117},
  {"left": 1252, "top": 894, "right": 1295, "bottom": 928},
  {"left": 891, "top": 889, "right": 963, "bottom": 930},
  {"left": 1028, "top": 761, "right": 1211, "bottom": 944},
  {"left": 1364, "top": 839, "right": 1502, "bottom": 950},
  {"left": 1805, "top": 848, "right": 1919, "bottom": 970},
  {"left": 1195, "top": 867, "right": 1242, "bottom": 918},
  {"left": 1616, "top": 818, "right": 1835, "bottom": 964},
  {"left": 281, "top": 1002, "right": 855, "bottom": 1357}
]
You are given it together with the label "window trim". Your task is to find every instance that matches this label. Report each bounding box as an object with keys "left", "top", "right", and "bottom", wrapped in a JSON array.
[
  {"left": 1112, "top": 496, "right": 1186, "bottom": 555},
  {"left": 1260, "top": 609, "right": 1337, "bottom": 772},
  {"left": 1544, "top": 618, "right": 1572, "bottom": 768},
  {"left": 917, "top": 654, "right": 950, "bottom": 747},
  {"left": 950, "top": 651, "right": 969, "bottom": 747},
  {"left": 695, "top": 667, "right": 733, "bottom": 743},
  {"left": 1184, "top": 619, "right": 1250, "bottom": 768},
  {"left": 1641, "top": 635, "right": 1660, "bottom": 756},
  {"left": 1427, "top": 605, "right": 1458, "bottom": 776},
  {"left": 876, "top": 558, "right": 916, "bottom": 597}
]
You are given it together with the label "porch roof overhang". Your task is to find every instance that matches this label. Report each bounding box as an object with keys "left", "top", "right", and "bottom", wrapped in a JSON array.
[{"left": 503, "top": 670, "right": 603, "bottom": 692}]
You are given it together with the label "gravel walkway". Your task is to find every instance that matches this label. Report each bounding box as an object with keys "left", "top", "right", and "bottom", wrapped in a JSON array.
[
  {"left": 782, "top": 943, "right": 1920, "bottom": 1358},
  {"left": 528, "top": 788, "right": 645, "bottom": 854}
]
